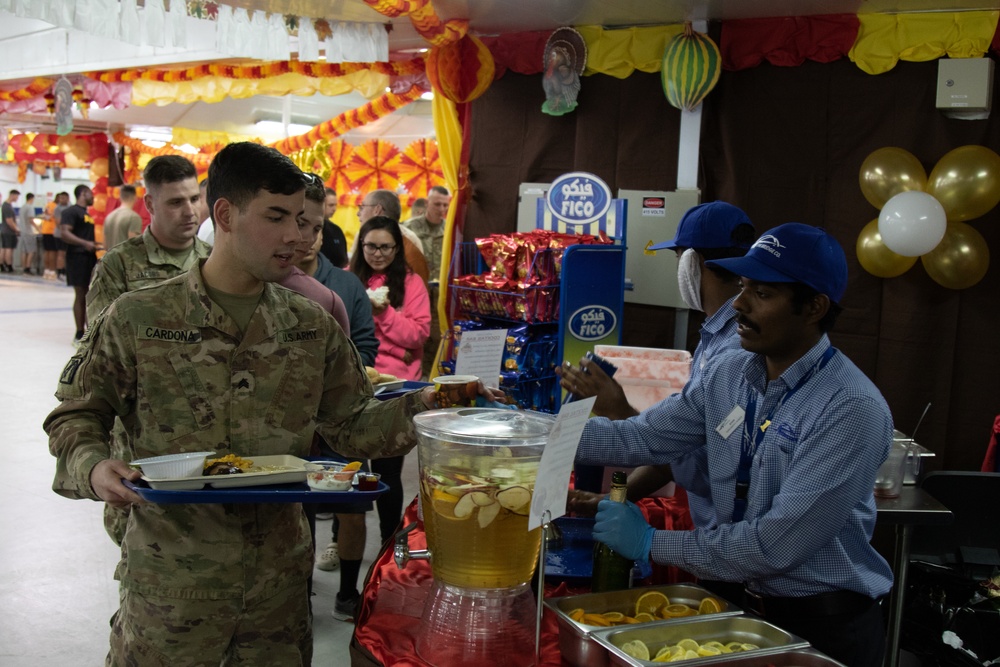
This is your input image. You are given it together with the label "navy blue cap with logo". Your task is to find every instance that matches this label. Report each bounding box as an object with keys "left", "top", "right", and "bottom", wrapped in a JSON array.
[
  {"left": 649, "top": 201, "right": 754, "bottom": 251},
  {"left": 705, "top": 222, "right": 848, "bottom": 303}
]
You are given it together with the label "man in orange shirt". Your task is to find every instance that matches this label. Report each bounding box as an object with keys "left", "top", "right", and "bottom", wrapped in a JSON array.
[{"left": 41, "top": 196, "right": 60, "bottom": 280}]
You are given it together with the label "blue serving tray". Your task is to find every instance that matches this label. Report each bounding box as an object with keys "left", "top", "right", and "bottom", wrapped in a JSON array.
[
  {"left": 544, "top": 516, "right": 652, "bottom": 583},
  {"left": 123, "top": 479, "right": 388, "bottom": 504}
]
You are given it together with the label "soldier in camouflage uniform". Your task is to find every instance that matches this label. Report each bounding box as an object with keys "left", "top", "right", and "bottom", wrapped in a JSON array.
[
  {"left": 87, "top": 155, "right": 212, "bottom": 546},
  {"left": 45, "top": 143, "right": 469, "bottom": 667}
]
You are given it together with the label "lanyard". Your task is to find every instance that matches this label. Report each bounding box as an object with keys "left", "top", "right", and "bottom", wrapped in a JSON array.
[{"left": 732, "top": 346, "right": 836, "bottom": 522}]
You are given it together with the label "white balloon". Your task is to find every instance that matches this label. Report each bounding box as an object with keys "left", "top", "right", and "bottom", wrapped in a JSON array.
[{"left": 878, "top": 191, "right": 947, "bottom": 257}]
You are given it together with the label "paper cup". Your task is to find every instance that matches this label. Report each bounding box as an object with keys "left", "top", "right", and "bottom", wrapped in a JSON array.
[{"left": 432, "top": 375, "right": 479, "bottom": 408}]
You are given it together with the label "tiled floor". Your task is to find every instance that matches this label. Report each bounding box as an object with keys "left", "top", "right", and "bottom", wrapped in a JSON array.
[{"left": 0, "top": 274, "right": 418, "bottom": 666}]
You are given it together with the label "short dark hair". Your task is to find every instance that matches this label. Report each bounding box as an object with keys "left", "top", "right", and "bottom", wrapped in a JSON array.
[
  {"left": 9, "top": 189, "right": 20, "bottom": 197},
  {"left": 119, "top": 185, "right": 137, "bottom": 200},
  {"left": 789, "top": 282, "right": 843, "bottom": 333},
  {"left": 206, "top": 142, "right": 306, "bottom": 218},
  {"left": 24, "top": 192, "right": 34, "bottom": 201},
  {"left": 367, "top": 189, "right": 401, "bottom": 221},
  {"left": 429, "top": 185, "right": 449, "bottom": 197},
  {"left": 73, "top": 184, "right": 90, "bottom": 200},
  {"left": 304, "top": 173, "right": 326, "bottom": 204},
  {"left": 57, "top": 191, "right": 69, "bottom": 200},
  {"left": 143, "top": 155, "right": 197, "bottom": 191},
  {"left": 324, "top": 186, "right": 337, "bottom": 198}
]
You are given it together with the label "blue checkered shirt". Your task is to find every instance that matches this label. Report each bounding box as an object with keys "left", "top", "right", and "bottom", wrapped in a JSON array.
[
  {"left": 670, "top": 296, "right": 742, "bottom": 529},
  {"left": 577, "top": 334, "right": 895, "bottom": 598}
]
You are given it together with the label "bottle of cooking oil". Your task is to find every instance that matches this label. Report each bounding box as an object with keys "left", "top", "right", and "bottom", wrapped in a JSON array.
[{"left": 591, "top": 471, "right": 633, "bottom": 592}]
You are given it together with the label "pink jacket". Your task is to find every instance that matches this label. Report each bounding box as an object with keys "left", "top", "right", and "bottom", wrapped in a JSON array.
[
  {"left": 368, "top": 272, "right": 430, "bottom": 381},
  {"left": 279, "top": 266, "right": 351, "bottom": 334}
]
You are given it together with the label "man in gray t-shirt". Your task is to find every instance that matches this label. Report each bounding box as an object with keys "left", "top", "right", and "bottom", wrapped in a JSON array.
[
  {"left": 1, "top": 189, "right": 19, "bottom": 273},
  {"left": 18, "top": 193, "right": 39, "bottom": 274}
]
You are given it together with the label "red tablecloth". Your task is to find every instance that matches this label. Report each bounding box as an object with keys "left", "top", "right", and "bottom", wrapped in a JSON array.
[{"left": 351, "top": 492, "right": 695, "bottom": 666}]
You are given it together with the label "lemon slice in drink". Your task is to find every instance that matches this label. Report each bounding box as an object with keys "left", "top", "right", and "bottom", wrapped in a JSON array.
[{"left": 621, "top": 639, "right": 650, "bottom": 660}]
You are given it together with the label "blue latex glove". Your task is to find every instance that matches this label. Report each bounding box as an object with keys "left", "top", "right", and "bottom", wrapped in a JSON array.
[{"left": 593, "top": 499, "right": 654, "bottom": 562}]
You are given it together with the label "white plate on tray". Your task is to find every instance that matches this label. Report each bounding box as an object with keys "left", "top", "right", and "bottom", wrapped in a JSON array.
[
  {"left": 141, "top": 454, "right": 309, "bottom": 491},
  {"left": 374, "top": 379, "right": 405, "bottom": 393}
]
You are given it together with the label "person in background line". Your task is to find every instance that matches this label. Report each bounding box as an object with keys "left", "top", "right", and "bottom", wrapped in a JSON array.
[
  {"left": 18, "top": 192, "right": 40, "bottom": 274},
  {"left": 319, "top": 186, "right": 349, "bottom": 269},
  {"left": 101, "top": 185, "right": 142, "bottom": 250},
  {"left": 196, "top": 178, "right": 214, "bottom": 245},
  {"left": 52, "top": 191, "right": 70, "bottom": 280},
  {"left": 87, "top": 154, "right": 213, "bottom": 546},
  {"left": 1, "top": 189, "right": 20, "bottom": 273},
  {"left": 41, "top": 194, "right": 61, "bottom": 280},
  {"left": 410, "top": 197, "right": 427, "bottom": 219},
  {"left": 351, "top": 215, "right": 430, "bottom": 551},
  {"left": 577, "top": 223, "right": 893, "bottom": 667},
  {"left": 359, "top": 189, "right": 429, "bottom": 285},
  {"left": 61, "top": 184, "right": 100, "bottom": 344},
  {"left": 402, "top": 185, "right": 450, "bottom": 378},
  {"left": 45, "top": 141, "right": 462, "bottom": 667},
  {"left": 557, "top": 201, "right": 756, "bottom": 599}
]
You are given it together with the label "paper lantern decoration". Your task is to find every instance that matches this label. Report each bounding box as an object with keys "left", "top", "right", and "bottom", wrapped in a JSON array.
[
  {"left": 661, "top": 24, "right": 721, "bottom": 111},
  {"left": 426, "top": 34, "right": 495, "bottom": 103}
]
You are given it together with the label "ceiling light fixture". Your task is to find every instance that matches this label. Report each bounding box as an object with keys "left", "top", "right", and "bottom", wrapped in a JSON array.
[{"left": 253, "top": 120, "right": 314, "bottom": 137}]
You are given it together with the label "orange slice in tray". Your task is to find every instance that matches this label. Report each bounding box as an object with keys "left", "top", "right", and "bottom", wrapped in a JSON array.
[
  {"left": 698, "top": 596, "right": 722, "bottom": 615},
  {"left": 341, "top": 461, "right": 363, "bottom": 472}
]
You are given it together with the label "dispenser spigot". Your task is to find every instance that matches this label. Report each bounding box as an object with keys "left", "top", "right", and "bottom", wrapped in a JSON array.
[{"left": 394, "top": 521, "right": 430, "bottom": 569}]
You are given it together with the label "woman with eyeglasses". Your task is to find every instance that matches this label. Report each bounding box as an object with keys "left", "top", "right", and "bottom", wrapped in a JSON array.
[{"left": 350, "top": 216, "right": 431, "bottom": 545}]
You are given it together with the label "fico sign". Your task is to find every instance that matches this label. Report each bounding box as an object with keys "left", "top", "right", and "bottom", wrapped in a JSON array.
[
  {"left": 568, "top": 305, "right": 617, "bottom": 341},
  {"left": 547, "top": 172, "right": 612, "bottom": 225}
]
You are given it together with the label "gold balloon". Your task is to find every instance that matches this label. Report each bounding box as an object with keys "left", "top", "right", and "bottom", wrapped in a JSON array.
[
  {"left": 859, "top": 147, "right": 928, "bottom": 210},
  {"left": 90, "top": 157, "right": 109, "bottom": 179},
  {"left": 921, "top": 221, "right": 990, "bottom": 289},
  {"left": 926, "top": 145, "right": 1000, "bottom": 222},
  {"left": 856, "top": 218, "right": 918, "bottom": 278},
  {"left": 93, "top": 193, "right": 108, "bottom": 213},
  {"left": 70, "top": 137, "right": 91, "bottom": 161}
]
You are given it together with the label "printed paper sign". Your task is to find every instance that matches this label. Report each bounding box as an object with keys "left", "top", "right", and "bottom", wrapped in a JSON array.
[
  {"left": 528, "top": 396, "right": 597, "bottom": 529},
  {"left": 454, "top": 328, "right": 508, "bottom": 387}
]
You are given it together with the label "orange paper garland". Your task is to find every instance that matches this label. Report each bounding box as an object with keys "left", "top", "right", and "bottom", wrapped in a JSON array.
[
  {"left": 87, "top": 58, "right": 425, "bottom": 83},
  {"left": 345, "top": 139, "right": 402, "bottom": 193},
  {"left": 397, "top": 138, "right": 443, "bottom": 197}
]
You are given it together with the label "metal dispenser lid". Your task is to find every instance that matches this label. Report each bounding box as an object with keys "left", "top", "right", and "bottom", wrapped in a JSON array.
[{"left": 413, "top": 408, "right": 555, "bottom": 447}]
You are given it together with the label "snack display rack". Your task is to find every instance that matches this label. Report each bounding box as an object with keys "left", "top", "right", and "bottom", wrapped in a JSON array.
[{"left": 444, "top": 199, "right": 628, "bottom": 413}]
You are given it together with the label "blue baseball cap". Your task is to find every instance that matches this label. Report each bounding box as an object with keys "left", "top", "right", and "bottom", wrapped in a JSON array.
[
  {"left": 705, "top": 223, "right": 848, "bottom": 303},
  {"left": 648, "top": 201, "right": 754, "bottom": 251}
]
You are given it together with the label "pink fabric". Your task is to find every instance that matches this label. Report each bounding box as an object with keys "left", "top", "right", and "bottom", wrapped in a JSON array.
[
  {"left": 84, "top": 80, "right": 132, "bottom": 110},
  {"left": 279, "top": 266, "right": 351, "bottom": 333},
  {"left": 368, "top": 272, "right": 430, "bottom": 381}
]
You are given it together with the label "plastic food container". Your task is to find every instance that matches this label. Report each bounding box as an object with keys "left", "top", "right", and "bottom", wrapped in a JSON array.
[
  {"left": 589, "top": 615, "right": 809, "bottom": 667},
  {"left": 129, "top": 451, "right": 215, "bottom": 480},
  {"left": 545, "top": 584, "right": 741, "bottom": 667},
  {"left": 305, "top": 461, "right": 355, "bottom": 491}
]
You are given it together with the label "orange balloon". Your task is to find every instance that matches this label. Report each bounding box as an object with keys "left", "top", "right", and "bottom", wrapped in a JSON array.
[
  {"left": 921, "top": 222, "right": 990, "bottom": 289},
  {"left": 859, "top": 147, "right": 927, "bottom": 210},
  {"left": 93, "top": 193, "right": 108, "bottom": 213},
  {"left": 70, "top": 138, "right": 90, "bottom": 161},
  {"left": 90, "top": 156, "right": 109, "bottom": 178},
  {"left": 856, "top": 218, "right": 918, "bottom": 278}
]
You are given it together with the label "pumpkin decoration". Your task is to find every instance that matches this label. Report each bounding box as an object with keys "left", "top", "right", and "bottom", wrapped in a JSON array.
[{"left": 661, "top": 23, "right": 721, "bottom": 111}]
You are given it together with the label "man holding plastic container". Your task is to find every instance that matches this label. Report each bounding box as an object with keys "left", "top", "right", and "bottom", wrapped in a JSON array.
[
  {"left": 577, "top": 223, "right": 894, "bottom": 667},
  {"left": 44, "top": 143, "right": 498, "bottom": 666}
]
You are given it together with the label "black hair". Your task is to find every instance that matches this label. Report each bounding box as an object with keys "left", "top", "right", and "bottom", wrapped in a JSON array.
[
  {"left": 206, "top": 142, "right": 306, "bottom": 219},
  {"left": 24, "top": 192, "right": 34, "bottom": 200},
  {"left": 8, "top": 189, "right": 19, "bottom": 197},
  {"left": 143, "top": 155, "right": 197, "bottom": 191},
  {"left": 789, "top": 282, "right": 843, "bottom": 332},
  {"left": 324, "top": 186, "right": 337, "bottom": 198},
  {"left": 73, "top": 184, "right": 90, "bottom": 200},
  {"left": 350, "top": 215, "right": 410, "bottom": 309},
  {"left": 367, "top": 189, "right": 401, "bottom": 222},
  {"left": 304, "top": 173, "right": 326, "bottom": 204},
  {"left": 119, "top": 185, "right": 137, "bottom": 200}
]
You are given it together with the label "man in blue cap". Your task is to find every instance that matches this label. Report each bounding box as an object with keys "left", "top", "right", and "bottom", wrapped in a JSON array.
[
  {"left": 557, "top": 201, "right": 754, "bottom": 562},
  {"left": 577, "top": 223, "right": 894, "bottom": 667}
]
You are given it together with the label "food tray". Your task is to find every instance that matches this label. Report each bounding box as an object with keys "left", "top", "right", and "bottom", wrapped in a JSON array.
[
  {"left": 544, "top": 517, "right": 652, "bottom": 584},
  {"left": 139, "top": 454, "right": 309, "bottom": 490},
  {"left": 373, "top": 380, "right": 432, "bottom": 401},
  {"left": 124, "top": 478, "right": 388, "bottom": 504},
  {"left": 545, "top": 583, "right": 742, "bottom": 667},
  {"left": 691, "top": 648, "right": 846, "bottom": 666},
  {"left": 590, "top": 616, "right": 809, "bottom": 667}
]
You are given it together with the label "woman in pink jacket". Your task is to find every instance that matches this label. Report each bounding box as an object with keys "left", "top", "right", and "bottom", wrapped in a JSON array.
[
  {"left": 351, "top": 215, "right": 431, "bottom": 381},
  {"left": 350, "top": 216, "right": 430, "bottom": 544}
]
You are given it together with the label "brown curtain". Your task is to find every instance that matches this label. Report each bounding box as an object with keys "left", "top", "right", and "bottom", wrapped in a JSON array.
[{"left": 467, "top": 58, "right": 1000, "bottom": 472}]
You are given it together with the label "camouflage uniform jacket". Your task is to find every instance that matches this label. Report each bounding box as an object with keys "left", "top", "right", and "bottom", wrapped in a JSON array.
[
  {"left": 86, "top": 228, "right": 212, "bottom": 325},
  {"left": 401, "top": 215, "right": 445, "bottom": 282},
  {"left": 45, "top": 262, "right": 428, "bottom": 600}
]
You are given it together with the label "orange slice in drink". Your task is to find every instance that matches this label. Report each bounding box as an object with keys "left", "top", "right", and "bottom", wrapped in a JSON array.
[
  {"left": 634, "top": 590, "right": 669, "bottom": 617},
  {"left": 698, "top": 596, "right": 722, "bottom": 615}
]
